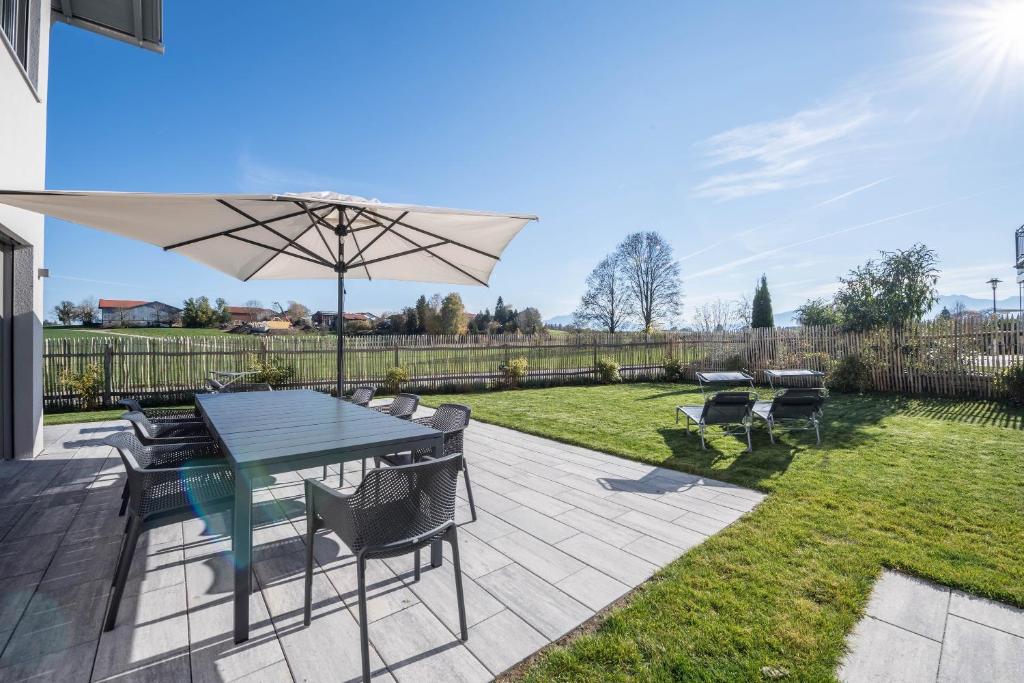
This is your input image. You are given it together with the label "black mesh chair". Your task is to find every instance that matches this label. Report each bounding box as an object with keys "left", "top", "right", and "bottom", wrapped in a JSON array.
[
  {"left": 111, "top": 433, "right": 224, "bottom": 517},
  {"left": 303, "top": 454, "right": 467, "bottom": 683},
  {"left": 675, "top": 391, "right": 757, "bottom": 452},
  {"left": 219, "top": 382, "right": 273, "bottom": 393},
  {"left": 343, "top": 386, "right": 376, "bottom": 407},
  {"left": 370, "top": 393, "right": 419, "bottom": 419},
  {"left": 375, "top": 404, "right": 476, "bottom": 522},
  {"left": 325, "top": 393, "right": 419, "bottom": 485},
  {"left": 753, "top": 388, "right": 826, "bottom": 445},
  {"left": 118, "top": 398, "right": 201, "bottom": 422},
  {"left": 103, "top": 432, "right": 234, "bottom": 632},
  {"left": 122, "top": 411, "right": 212, "bottom": 445}
]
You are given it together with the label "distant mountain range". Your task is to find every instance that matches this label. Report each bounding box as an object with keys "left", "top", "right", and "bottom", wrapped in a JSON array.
[{"left": 549, "top": 293, "right": 1021, "bottom": 330}]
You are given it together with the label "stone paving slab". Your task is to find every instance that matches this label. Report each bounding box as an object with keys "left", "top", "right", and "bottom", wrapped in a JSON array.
[
  {"left": 0, "top": 409, "right": 765, "bottom": 681},
  {"left": 840, "top": 570, "right": 1024, "bottom": 683}
]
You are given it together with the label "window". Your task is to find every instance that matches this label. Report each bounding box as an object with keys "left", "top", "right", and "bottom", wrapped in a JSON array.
[{"left": 0, "top": 0, "right": 30, "bottom": 70}]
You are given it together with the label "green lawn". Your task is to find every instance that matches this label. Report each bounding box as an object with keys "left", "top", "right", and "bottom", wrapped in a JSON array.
[
  {"left": 44, "top": 326, "right": 232, "bottom": 339},
  {"left": 420, "top": 384, "right": 1024, "bottom": 681}
]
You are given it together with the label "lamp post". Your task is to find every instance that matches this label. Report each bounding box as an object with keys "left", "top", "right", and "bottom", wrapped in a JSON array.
[{"left": 987, "top": 278, "right": 1002, "bottom": 316}]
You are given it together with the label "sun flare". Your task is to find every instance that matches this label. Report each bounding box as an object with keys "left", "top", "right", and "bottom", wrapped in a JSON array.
[{"left": 976, "top": 0, "right": 1024, "bottom": 61}]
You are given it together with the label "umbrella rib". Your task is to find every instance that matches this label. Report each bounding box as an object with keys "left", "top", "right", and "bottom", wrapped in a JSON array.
[
  {"left": 217, "top": 199, "right": 334, "bottom": 267},
  {"left": 225, "top": 233, "right": 331, "bottom": 268},
  {"left": 355, "top": 221, "right": 488, "bottom": 286},
  {"left": 242, "top": 205, "right": 334, "bottom": 282},
  {"left": 343, "top": 211, "right": 408, "bottom": 271},
  {"left": 293, "top": 202, "right": 338, "bottom": 263},
  {"left": 162, "top": 206, "right": 313, "bottom": 251},
  {"left": 347, "top": 227, "right": 372, "bottom": 280},
  {"left": 349, "top": 240, "right": 449, "bottom": 268},
  {"left": 359, "top": 206, "right": 502, "bottom": 261}
]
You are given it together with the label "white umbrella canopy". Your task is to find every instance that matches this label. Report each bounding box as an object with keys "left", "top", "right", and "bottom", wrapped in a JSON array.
[{"left": 0, "top": 189, "right": 537, "bottom": 395}]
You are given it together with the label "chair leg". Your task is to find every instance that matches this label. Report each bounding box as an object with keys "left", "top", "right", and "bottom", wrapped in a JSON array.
[
  {"left": 322, "top": 464, "right": 328, "bottom": 481},
  {"left": 104, "top": 514, "right": 143, "bottom": 631},
  {"left": 361, "top": 458, "right": 366, "bottom": 479},
  {"left": 462, "top": 462, "right": 478, "bottom": 522},
  {"left": 118, "top": 482, "right": 129, "bottom": 517},
  {"left": 303, "top": 522, "right": 315, "bottom": 627},
  {"left": 414, "top": 548, "right": 421, "bottom": 582},
  {"left": 745, "top": 425, "right": 753, "bottom": 453},
  {"left": 448, "top": 527, "right": 468, "bottom": 641},
  {"left": 767, "top": 418, "right": 775, "bottom": 444},
  {"left": 357, "top": 556, "right": 371, "bottom": 683},
  {"left": 698, "top": 425, "right": 706, "bottom": 450},
  {"left": 814, "top": 418, "right": 821, "bottom": 446},
  {"left": 373, "top": 456, "right": 381, "bottom": 469}
]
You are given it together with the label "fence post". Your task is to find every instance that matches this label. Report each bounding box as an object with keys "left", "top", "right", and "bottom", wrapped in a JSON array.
[
  {"left": 102, "top": 343, "right": 113, "bottom": 408},
  {"left": 394, "top": 338, "right": 400, "bottom": 367},
  {"left": 593, "top": 338, "right": 598, "bottom": 379}
]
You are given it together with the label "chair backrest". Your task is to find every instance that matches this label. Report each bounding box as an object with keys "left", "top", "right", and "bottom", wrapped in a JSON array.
[
  {"left": 348, "top": 453, "right": 461, "bottom": 553},
  {"left": 701, "top": 392, "right": 756, "bottom": 425},
  {"left": 221, "top": 382, "right": 273, "bottom": 393},
  {"left": 429, "top": 404, "right": 471, "bottom": 433},
  {"left": 388, "top": 393, "right": 420, "bottom": 419},
  {"left": 770, "top": 389, "right": 825, "bottom": 420},
  {"left": 123, "top": 411, "right": 159, "bottom": 439},
  {"left": 350, "top": 386, "right": 376, "bottom": 406},
  {"left": 118, "top": 398, "right": 144, "bottom": 413}
]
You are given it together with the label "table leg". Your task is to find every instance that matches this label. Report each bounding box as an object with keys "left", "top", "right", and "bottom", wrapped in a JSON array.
[
  {"left": 233, "top": 471, "right": 253, "bottom": 643},
  {"left": 430, "top": 437, "right": 444, "bottom": 568}
]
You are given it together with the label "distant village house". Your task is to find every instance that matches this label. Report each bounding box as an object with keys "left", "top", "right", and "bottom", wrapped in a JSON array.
[
  {"left": 311, "top": 311, "right": 376, "bottom": 329},
  {"left": 226, "top": 306, "right": 276, "bottom": 324},
  {"left": 99, "top": 299, "right": 182, "bottom": 327}
]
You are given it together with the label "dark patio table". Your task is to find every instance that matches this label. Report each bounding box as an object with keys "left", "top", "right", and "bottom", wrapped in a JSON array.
[{"left": 195, "top": 389, "right": 444, "bottom": 643}]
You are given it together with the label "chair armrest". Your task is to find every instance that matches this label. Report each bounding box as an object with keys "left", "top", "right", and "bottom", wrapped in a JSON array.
[{"left": 305, "top": 478, "right": 357, "bottom": 547}]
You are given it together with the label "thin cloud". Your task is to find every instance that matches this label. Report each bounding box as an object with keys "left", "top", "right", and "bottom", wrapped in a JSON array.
[
  {"left": 692, "top": 97, "right": 877, "bottom": 201},
  {"left": 237, "top": 152, "right": 374, "bottom": 194},
  {"left": 679, "top": 175, "right": 892, "bottom": 261},
  {"left": 687, "top": 186, "right": 997, "bottom": 281}
]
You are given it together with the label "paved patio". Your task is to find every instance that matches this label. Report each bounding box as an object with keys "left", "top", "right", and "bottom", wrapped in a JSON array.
[
  {"left": 0, "top": 409, "right": 764, "bottom": 682},
  {"left": 839, "top": 570, "right": 1024, "bottom": 682}
]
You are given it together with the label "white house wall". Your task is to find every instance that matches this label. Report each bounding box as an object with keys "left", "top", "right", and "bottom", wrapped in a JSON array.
[{"left": 0, "top": 0, "right": 50, "bottom": 457}]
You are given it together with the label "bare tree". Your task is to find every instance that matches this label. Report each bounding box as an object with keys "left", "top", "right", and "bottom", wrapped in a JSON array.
[
  {"left": 245, "top": 299, "right": 264, "bottom": 322},
  {"left": 76, "top": 297, "right": 98, "bottom": 326},
  {"left": 574, "top": 254, "right": 632, "bottom": 332},
  {"left": 733, "top": 294, "right": 752, "bottom": 329},
  {"left": 691, "top": 299, "right": 736, "bottom": 332},
  {"left": 285, "top": 301, "right": 309, "bottom": 323},
  {"left": 615, "top": 231, "right": 682, "bottom": 331}
]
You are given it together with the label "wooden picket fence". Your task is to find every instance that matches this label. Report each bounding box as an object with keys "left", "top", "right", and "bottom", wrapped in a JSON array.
[{"left": 43, "top": 317, "right": 1024, "bottom": 411}]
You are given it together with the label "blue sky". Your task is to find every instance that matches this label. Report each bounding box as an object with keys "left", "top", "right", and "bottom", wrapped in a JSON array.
[{"left": 42, "top": 1, "right": 1024, "bottom": 322}]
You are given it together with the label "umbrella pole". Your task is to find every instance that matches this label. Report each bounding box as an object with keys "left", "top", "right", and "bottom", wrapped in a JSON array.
[
  {"left": 336, "top": 214, "right": 346, "bottom": 398},
  {"left": 337, "top": 269, "right": 345, "bottom": 397}
]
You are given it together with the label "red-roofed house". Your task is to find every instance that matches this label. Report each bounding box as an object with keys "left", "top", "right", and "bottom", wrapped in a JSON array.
[{"left": 225, "top": 305, "right": 275, "bottom": 324}]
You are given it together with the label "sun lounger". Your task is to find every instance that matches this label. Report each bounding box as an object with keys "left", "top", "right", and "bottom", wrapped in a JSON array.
[
  {"left": 676, "top": 391, "right": 757, "bottom": 452},
  {"left": 763, "top": 369, "right": 825, "bottom": 390},
  {"left": 753, "top": 388, "right": 826, "bottom": 445},
  {"left": 694, "top": 370, "right": 755, "bottom": 397}
]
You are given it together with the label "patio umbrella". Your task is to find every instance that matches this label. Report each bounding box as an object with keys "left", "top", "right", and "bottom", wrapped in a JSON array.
[{"left": 0, "top": 189, "right": 536, "bottom": 396}]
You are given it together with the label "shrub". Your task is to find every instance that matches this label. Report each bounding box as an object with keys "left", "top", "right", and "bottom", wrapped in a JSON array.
[
  {"left": 996, "top": 364, "right": 1024, "bottom": 404},
  {"left": 828, "top": 354, "right": 872, "bottom": 394},
  {"left": 499, "top": 356, "right": 529, "bottom": 388},
  {"left": 596, "top": 356, "right": 621, "bottom": 383},
  {"left": 662, "top": 356, "right": 685, "bottom": 382},
  {"left": 60, "top": 363, "right": 103, "bottom": 410},
  {"left": 247, "top": 355, "right": 296, "bottom": 387},
  {"left": 383, "top": 366, "right": 411, "bottom": 394}
]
